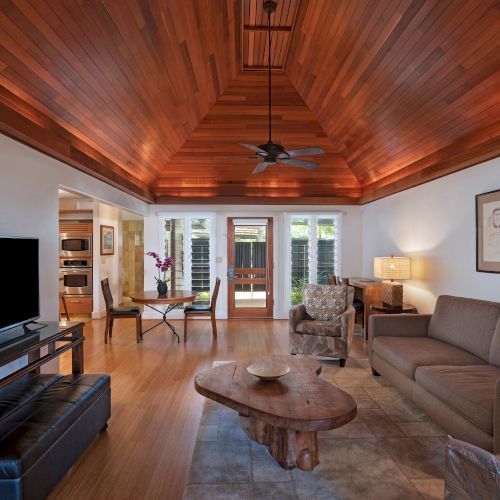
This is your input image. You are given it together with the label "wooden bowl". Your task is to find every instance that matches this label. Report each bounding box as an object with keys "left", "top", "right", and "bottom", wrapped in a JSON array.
[{"left": 247, "top": 361, "right": 290, "bottom": 381}]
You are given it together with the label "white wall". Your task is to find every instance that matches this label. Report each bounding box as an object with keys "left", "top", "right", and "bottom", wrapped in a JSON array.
[
  {"left": 92, "top": 201, "right": 122, "bottom": 317},
  {"left": 0, "top": 134, "right": 149, "bottom": 374},
  {"left": 362, "top": 157, "right": 500, "bottom": 313},
  {"left": 144, "top": 204, "right": 363, "bottom": 319}
]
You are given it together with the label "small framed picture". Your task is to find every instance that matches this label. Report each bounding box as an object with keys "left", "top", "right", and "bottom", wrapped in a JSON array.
[
  {"left": 100, "top": 225, "right": 115, "bottom": 256},
  {"left": 476, "top": 188, "right": 500, "bottom": 273}
]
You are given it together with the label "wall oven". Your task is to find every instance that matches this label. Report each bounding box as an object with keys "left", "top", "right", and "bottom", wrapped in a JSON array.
[
  {"left": 59, "top": 258, "right": 92, "bottom": 295},
  {"left": 59, "top": 233, "right": 92, "bottom": 257}
]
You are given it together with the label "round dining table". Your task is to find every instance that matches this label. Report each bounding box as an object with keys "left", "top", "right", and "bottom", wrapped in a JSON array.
[{"left": 130, "top": 290, "right": 198, "bottom": 343}]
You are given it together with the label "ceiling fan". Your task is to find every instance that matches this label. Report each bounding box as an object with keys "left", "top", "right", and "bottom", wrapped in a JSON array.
[{"left": 240, "top": 0, "right": 325, "bottom": 175}]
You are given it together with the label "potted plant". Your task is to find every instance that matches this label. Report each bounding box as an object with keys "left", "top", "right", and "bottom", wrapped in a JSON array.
[{"left": 147, "top": 252, "right": 173, "bottom": 296}]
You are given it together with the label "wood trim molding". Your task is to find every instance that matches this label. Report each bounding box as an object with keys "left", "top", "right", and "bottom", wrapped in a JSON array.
[
  {"left": 360, "top": 123, "right": 500, "bottom": 204},
  {"left": 0, "top": 87, "right": 154, "bottom": 203},
  {"left": 155, "top": 195, "right": 359, "bottom": 205}
]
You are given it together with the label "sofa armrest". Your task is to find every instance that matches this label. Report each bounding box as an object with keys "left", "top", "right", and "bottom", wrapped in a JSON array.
[
  {"left": 445, "top": 437, "right": 500, "bottom": 499},
  {"left": 369, "top": 313, "right": 432, "bottom": 340},
  {"left": 369, "top": 314, "right": 432, "bottom": 365},
  {"left": 495, "top": 379, "right": 500, "bottom": 454},
  {"left": 289, "top": 304, "right": 307, "bottom": 333}
]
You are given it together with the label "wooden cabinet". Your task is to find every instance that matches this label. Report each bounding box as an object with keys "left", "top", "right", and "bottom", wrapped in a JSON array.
[
  {"left": 59, "top": 220, "right": 93, "bottom": 234},
  {"left": 60, "top": 295, "right": 93, "bottom": 316}
]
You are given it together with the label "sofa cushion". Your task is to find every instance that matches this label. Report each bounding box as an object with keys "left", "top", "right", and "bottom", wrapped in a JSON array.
[
  {"left": 372, "top": 336, "right": 486, "bottom": 379},
  {"left": 416, "top": 365, "right": 500, "bottom": 435},
  {"left": 296, "top": 320, "right": 342, "bottom": 337},
  {"left": 0, "top": 374, "right": 64, "bottom": 441},
  {"left": 428, "top": 295, "right": 500, "bottom": 362},
  {"left": 0, "top": 374, "right": 110, "bottom": 479},
  {"left": 303, "top": 285, "right": 347, "bottom": 321}
]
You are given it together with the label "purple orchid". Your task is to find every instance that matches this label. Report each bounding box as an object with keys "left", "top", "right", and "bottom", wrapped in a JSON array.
[{"left": 147, "top": 251, "right": 174, "bottom": 284}]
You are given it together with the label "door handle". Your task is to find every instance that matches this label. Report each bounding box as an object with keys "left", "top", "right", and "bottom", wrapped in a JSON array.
[{"left": 227, "top": 265, "right": 235, "bottom": 284}]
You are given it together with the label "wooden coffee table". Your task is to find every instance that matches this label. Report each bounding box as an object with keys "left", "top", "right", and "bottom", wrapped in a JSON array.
[{"left": 194, "top": 355, "right": 357, "bottom": 470}]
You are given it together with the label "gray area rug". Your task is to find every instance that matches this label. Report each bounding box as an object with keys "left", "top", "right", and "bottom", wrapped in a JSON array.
[{"left": 184, "top": 358, "right": 446, "bottom": 500}]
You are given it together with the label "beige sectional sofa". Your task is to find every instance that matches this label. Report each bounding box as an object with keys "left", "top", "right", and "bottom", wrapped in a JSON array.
[{"left": 369, "top": 295, "right": 500, "bottom": 453}]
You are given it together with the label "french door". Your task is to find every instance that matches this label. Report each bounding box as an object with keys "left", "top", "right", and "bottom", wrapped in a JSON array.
[{"left": 227, "top": 217, "right": 273, "bottom": 318}]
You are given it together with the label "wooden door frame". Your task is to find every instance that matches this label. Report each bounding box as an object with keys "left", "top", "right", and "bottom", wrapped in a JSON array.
[{"left": 227, "top": 217, "right": 273, "bottom": 318}]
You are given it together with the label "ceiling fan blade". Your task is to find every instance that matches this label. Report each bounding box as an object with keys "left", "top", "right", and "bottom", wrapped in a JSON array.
[
  {"left": 240, "top": 143, "right": 267, "bottom": 155},
  {"left": 279, "top": 158, "right": 319, "bottom": 170},
  {"left": 216, "top": 156, "right": 259, "bottom": 161},
  {"left": 285, "top": 147, "right": 325, "bottom": 157},
  {"left": 252, "top": 162, "right": 273, "bottom": 174}
]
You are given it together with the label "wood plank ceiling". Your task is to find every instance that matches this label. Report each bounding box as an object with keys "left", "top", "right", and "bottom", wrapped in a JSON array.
[
  {"left": 0, "top": 0, "right": 499, "bottom": 204},
  {"left": 241, "top": 0, "right": 300, "bottom": 71}
]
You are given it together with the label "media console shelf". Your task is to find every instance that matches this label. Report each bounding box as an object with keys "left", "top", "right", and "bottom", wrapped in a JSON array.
[{"left": 0, "top": 321, "right": 84, "bottom": 387}]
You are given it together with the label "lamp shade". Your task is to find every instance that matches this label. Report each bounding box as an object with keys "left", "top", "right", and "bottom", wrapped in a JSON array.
[{"left": 374, "top": 256, "right": 411, "bottom": 280}]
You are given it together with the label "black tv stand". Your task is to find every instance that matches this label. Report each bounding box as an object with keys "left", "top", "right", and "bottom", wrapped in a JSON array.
[{"left": 22, "top": 320, "right": 49, "bottom": 334}]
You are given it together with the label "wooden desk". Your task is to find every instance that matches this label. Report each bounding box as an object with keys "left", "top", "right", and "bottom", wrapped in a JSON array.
[
  {"left": 195, "top": 355, "right": 356, "bottom": 471},
  {"left": 348, "top": 279, "right": 382, "bottom": 340},
  {"left": 0, "top": 321, "right": 84, "bottom": 388},
  {"left": 130, "top": 290, "right": 198, "bottom": 343}
]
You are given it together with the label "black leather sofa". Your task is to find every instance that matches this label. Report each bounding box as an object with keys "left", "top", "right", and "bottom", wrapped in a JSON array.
[{"left": 0, "top": 372, "right": 111, "bottom": 499}]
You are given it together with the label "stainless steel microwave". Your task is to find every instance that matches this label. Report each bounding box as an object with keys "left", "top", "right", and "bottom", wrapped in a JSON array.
[{"left": 59, "top": 233, "right": 92, "bottom": 257}]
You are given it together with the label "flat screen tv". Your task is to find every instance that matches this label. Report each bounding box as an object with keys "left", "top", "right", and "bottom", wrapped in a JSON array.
[{"left": 0, "top": 237, "right": 40, "bottom": 332}]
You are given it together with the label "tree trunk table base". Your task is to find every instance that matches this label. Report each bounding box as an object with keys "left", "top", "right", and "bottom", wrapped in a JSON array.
[
  {"left": 247, "top": 416, "right": 319, "bottom": 470},
  {"left": 195, "top": 356, "right": 356, "bottom": 472}
]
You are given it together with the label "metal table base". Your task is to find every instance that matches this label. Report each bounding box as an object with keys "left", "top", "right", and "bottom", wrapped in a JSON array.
[{"left": 141, "top": 303, "right": 181, "bottom": 343}]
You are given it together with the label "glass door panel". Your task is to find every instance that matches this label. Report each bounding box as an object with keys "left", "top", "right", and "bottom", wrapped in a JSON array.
[{"left": 228, "top": 218, "right": 273, "bottom": 318}]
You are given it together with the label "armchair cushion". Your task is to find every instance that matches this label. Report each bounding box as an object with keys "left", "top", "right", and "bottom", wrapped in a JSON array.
[
  {"left": 372, "top": 336, "right": 485, "bottom": 379},
  {"left": 415, "top": 365, "right": 500, "bottom": 434},
  {"left": 296, "top": 320, "right": 342, "bottom": 337},
  {"left": 303, "top": 285, "right": 347, "bottom": 321}
]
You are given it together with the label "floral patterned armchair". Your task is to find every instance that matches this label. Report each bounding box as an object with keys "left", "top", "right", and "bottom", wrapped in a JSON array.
[
  {"left": 289, "top": 284, "right": 355, "bottom": 367},
  {"left": 445, "top": 438, "right": 500, "bottom": 499}
]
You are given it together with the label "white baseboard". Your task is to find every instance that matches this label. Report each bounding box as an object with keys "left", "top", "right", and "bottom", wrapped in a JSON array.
[{"left": 92, "top": 309, "right": 107, "bottom": 319}]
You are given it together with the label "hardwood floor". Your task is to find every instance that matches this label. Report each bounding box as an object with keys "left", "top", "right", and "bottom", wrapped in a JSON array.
[{"left": 50, "top": 317, "right": 368, "bottom": 500}]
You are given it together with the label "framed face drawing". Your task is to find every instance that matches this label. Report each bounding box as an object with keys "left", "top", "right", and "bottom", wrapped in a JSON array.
[{"left": 476, "top": 189, "right": 500, "bottom": 273}]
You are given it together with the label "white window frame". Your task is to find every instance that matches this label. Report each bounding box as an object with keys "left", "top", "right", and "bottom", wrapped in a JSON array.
[
  {"left": 285, "top": 213, "right": 342, "bottom": 308},
  {"left": 157, "top": 213, "right": 216, "bottom": 295}
]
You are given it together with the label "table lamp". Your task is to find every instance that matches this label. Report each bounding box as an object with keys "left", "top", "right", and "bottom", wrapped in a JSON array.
[{"left": 373, "top": 256, "right": 411, "bottom": 307}]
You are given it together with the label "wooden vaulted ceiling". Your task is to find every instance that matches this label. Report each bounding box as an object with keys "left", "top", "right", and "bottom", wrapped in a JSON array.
[{"left": 0, "top": 0, "right": 499, "bottom": 205}]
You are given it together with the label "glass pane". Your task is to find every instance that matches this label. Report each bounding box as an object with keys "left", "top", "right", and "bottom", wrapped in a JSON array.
[
  {"left": 164, "top": 218, "right": 184, "bottom": 290},
  {"left": 290, "top": 217, "right": 309, "bottom": 305},
  {"left": 191, "top": 218, "right": 210, "bottom": 304},
  {"left": 64, "top": 274, "right": 87, "bottom": 287},
  {"left": 317, "top": 217, "right": 336, "bottom": 284},
  {"left": 234, "top": 225, "right": 267, "bottom": 308}
]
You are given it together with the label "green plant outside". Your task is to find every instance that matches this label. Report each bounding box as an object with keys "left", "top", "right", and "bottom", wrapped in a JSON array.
[
  {"left": 195, "top": 290, "right": 211, "bottom": 304},
  {"left": 291, "top": 278, "right": 308, "bottom": 305}
]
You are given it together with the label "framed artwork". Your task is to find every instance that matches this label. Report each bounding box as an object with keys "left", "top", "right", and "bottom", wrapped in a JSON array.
[
  {"left": 100, "top": 225, "right": 115, "bottom": 256},
  {"left": 476, "top": 188, "right": 500, "bottom": 273}
]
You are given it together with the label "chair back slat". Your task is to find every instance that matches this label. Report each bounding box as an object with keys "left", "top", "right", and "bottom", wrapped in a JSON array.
[
  {"left": 101, "top": 278, "right": 114, "bottom": 312},
  {"left": 211, "top": 278, "right": 221, "bottom": 313},
  {"left": 327, "top": 274, "right": 337, "bottom": 285}
]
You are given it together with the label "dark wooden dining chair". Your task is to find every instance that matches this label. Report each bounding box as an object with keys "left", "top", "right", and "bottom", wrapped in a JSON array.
[
  {"left": 338, "top": 277, "right": 365, "bottom": 327},
  {"left": 183, "top": 278, "right": 221, "bottom": 342},
  {"left": 327, "top": 274, "right": 338, "bottom": 285},
  {"left": 101, "top": 278, "right": 142, "bottom": 344}
]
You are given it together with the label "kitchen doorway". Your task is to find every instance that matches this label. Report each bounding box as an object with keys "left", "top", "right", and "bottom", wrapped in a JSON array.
[{"left": 227, "top": 217, "right": 273, "bottom": 318}]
